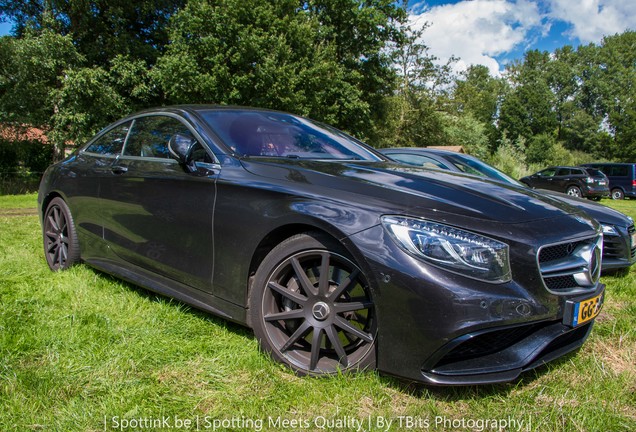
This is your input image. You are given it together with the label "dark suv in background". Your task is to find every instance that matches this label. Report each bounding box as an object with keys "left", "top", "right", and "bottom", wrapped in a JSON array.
[
  {"left": 520, "top": 166, "right": 609, "bottom": 199},
  {"left": 581, "top": 163, "right": 636, "bottom": 200}
]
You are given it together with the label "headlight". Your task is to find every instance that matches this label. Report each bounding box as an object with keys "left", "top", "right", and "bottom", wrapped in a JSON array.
[
  {"left": 601, "top": 224, "right": 618, "bottom": 236},
  {"left": 381, "top": 216, "right": 511, "bottom": 283}
]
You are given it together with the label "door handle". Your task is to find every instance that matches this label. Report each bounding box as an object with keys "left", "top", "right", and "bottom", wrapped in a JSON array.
[{"left": 111, "top": 165, "right": 128, "bottom": 174}]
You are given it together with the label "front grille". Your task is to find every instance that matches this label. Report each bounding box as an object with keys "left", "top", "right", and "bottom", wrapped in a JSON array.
[{"left": 538, "top": 235, "right": 602, "bottom": 294}]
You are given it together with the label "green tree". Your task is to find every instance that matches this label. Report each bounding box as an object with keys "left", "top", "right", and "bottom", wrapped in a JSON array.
[
  {"left": 375, "top": 21, "right": 454, "bottom": 148},
  {"left": 0, "top": 30, "right": 82, "bottom": 126},
  {"left": 153, "top": 0, "right": 405, "bottom": 141},
  {"left": 498, "top": 50, "right": 558, "bottom": 144},
  {"left": 0, "top": 0, "right": 186, "bottom": 65},
  {"left": 452, "top": 64, "right": 506, "bottom": 149},
  {"left": 439, "top": 113, "right": 489, "bottom": 158},
  {"left": 595, "top": 32, "right": 636, "bottom": 160}
]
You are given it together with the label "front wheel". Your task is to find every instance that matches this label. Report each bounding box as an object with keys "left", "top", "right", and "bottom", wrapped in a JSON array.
[
  {"left": 43, "top": 197, "right": 80, "bottom": 270},
  {"left": 611, "top": 188, "right": 624, "bottom": 200},
  {"left": 250, "top": 233, "right": 376, "bottom": 376},
  {"left": 566, "top": 186, "right": 582, "bottom": 198}
]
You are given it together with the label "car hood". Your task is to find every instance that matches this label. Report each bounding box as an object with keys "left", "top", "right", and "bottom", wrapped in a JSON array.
[
  {"left": 239, "top": 159, "right": 590, "bottom": 225},
  {"left": 542, "top": 191, "right": 633, "bottom": 227}
]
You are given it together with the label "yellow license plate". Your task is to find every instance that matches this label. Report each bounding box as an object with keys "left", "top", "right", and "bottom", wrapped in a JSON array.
[{"left": 572, "top": 293, "right": 603, "bottom": 327}]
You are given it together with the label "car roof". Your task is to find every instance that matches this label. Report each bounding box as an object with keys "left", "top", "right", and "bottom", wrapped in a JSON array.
[{"left": 380, "top": 147, "right": 458, "bottom": 156}]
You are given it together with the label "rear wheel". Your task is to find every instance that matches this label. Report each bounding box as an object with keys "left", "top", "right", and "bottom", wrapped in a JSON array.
[
  {"left": 566, "top": 186, "right": 582, "bottom": 198},
  {"left": 43, "top": 197, "right": 80, "bottom": 270},
  {"left": 250, "top": 233, "right": 376, "bottom": 376},
  {"left": 611, "top": 188, "right": 624, "bottom": 200}
]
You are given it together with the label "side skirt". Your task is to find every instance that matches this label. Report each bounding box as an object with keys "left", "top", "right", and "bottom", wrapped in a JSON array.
[{"left": 86, "top": 258, "right": 248, "bottom": 326}]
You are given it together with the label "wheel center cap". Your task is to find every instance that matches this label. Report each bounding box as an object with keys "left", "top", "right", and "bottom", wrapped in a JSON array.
[{"left": 312, "top": 302, "right": 331, "bottom": 321}]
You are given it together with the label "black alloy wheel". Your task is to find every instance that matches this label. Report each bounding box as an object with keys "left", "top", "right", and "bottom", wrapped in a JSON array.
[
  {"left": 250, "top": 233, "right": 376, "bottom": 376},
  {"left": 43, "top": 197, "right": 80, "bottom": 270}
]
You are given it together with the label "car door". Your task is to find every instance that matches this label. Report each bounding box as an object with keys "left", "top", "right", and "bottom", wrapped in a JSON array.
[
  {"left": 528, "top": 167, "right": 557, "bottom": 190},
  {"left": 60, "top": 121, "right": 132, "bottom": 257},
  {"left": 553, "top": 168, "right": 573, "bottom": 192},
  {"left": 99, "top": 114, "right": 220, "bottom": 291}
]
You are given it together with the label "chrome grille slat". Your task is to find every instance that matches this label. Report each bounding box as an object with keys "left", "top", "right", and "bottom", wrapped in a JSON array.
[{"left": 538, "top": 235, "right": 602, "bottom": 295}]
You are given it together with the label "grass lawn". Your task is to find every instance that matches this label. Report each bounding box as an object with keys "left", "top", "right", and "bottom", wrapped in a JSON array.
[{"left": 1, "top": 195, "right": 635, "bottom": 431}]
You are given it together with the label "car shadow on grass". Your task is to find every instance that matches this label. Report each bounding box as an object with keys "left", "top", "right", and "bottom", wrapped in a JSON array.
[{"left": 89, "top": 267, "right": 254, "bottom": 339}]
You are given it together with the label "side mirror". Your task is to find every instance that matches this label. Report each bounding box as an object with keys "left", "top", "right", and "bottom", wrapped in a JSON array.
[{"left": 168, "top": 133, "right": 197, "bottom": 172}]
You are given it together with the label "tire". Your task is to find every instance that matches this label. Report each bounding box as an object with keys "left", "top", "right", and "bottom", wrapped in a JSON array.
[
  {"left": 43, "top": 197, "right": 80, "bottom": 271},
  {"left": 566, "top": 186, "right": 582, "bottom": 198},
  {"left": 611, "top": 188, "right": 624, "bottom": 200},
  {"left": 249, "top": 232, "right": 376, "bottom": 376}
]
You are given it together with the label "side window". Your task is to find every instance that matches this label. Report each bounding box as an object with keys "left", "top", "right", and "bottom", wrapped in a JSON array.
[
  {"left": 539, "top": 168, "right": 557, "bottom": 177},
  {"left": 124, "top": 116, "right": 194, "bottom": 159},
  {"left": 190, "top": 142, "right": 214, "bottom": 164},
  {"left": 556, "top": 168, "right": 570, "bottom": 176},
  {"left": 84, "top": 122, "right": 131, "bottom": 155},
  {"left": 389, "top": 153, "right": 449, "bottom": 170},
  {"left": 609, "top": 166, "right": 628, "bottom": 176}
]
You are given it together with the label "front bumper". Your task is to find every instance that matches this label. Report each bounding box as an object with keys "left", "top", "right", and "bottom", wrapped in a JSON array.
[{"left": 348, "top": 223, "right": 605, "bottom": 385}]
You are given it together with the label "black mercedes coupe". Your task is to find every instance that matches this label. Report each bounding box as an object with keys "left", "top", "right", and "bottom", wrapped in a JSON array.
[{"left": 38, "top": 106, "right": 605, "bottom": 385}]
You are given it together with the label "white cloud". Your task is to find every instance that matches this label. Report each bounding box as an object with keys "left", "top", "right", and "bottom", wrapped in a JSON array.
[
  {"left": 547, "top": 0, "right": 636, "bottom": 43},
  {"left": 409, "top": 1, "right": 546, "bottom": 75},
  {"left": 408, "top": 0, "right": 636, "bottom": 76}
]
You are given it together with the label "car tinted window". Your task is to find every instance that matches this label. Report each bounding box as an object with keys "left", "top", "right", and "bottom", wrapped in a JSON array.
[
  {"left": 570, "top": 168, "right": 585, "bottom": 176},
  {"left": 538, "top": 168, "right": 557, "bottom": 177},
  {"left": 609, "top": 165, "right": 629, "bottom": 176},
  {"left": 585, "top": 168, "right": 604, "bottom": 177},
  {"left": 389, "top": 153, "right": 449, "bottom": 169},
  {"left": 84, "top": 122, "right": 131, "bottom": 155},
  {"left": 556, "top": 168, "right": 571, "bottom": 176},
  {"left": 124, "top": 116, "right": 194, "bottom": 158},
  {"left": 199, "top": 110, "right": 382, "bottom": 161}
]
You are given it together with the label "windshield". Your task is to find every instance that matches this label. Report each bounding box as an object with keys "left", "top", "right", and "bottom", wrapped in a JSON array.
[
  {"left": 199, "top": 109, "right": 382, "bottom": 161},
  {"left": 445, "top": 154, "right": 521, "bottom": 185}
]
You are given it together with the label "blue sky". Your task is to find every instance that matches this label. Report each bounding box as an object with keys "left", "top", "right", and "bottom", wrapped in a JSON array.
[
  {"left": 409, "top": 0, "right": 636, "bottom": 74},
  {"left": 2, "top": 1, "right": 635, "bottom": 75}
]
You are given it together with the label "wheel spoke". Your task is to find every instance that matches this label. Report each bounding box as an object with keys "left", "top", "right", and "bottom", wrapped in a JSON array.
[
  {"left": 291, "top": 257, "right": 318, "bottom": 296},
  {"left": 53, "top": 246, "right": 61, "bottom": 267},
  {"left": 280, "top": 320, "right": 311, "bottom": 352},
  {"left": 268, "top": 281, "right": 308, "bottom": 306},
  {"left": 333, "top": 300, "right": 373, "bottom": 314},
  {"left": 334, "top": 316, "right": 373, "bottom": 343},
  {"left": 47, "top": 242, "right": 57, "bottom": 253},
  {"left": 328, "top": 268, "right": 360, "bottom": 301},
  {"left": 53, "top": 207, "right": 61, "bottom": 230},
  {"left": 317, "top": 252, "right": 331, "bottom": 296},
  {"left": 47, "top": 214, "right": 59, "bottom": 232},
  {"left": 325, "top": 325, "right": 348, "bottom": 367},
  {"left": 45, "top": 230, "right": 57, "bottom": 239},
  {"left": 309, "top": 328, "right": 324, "bottom": 370},
  {"left": 264, "top": 308, "right": 305, "bottom": 322}
]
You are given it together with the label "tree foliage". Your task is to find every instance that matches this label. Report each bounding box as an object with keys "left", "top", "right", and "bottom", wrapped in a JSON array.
[
  {"left": 0, "top": 0, "right": 186, "bottom": 65},
  {"left": 0, "top": 0, "right": 636, "bottom": 169}
]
